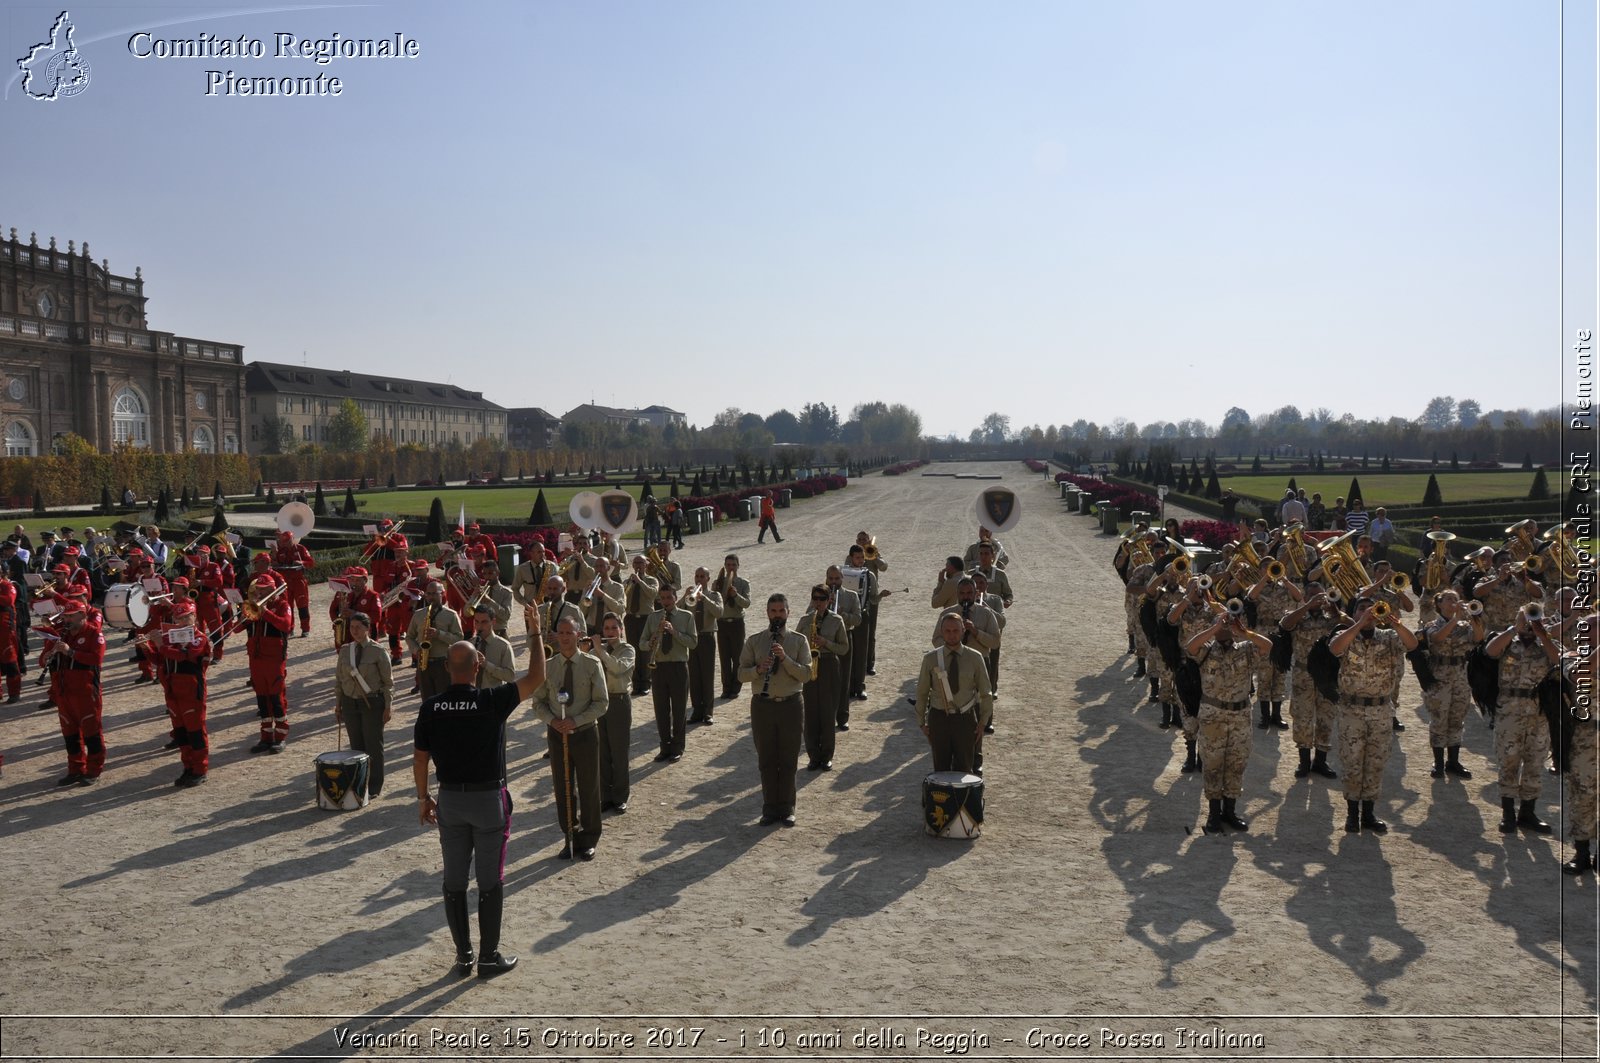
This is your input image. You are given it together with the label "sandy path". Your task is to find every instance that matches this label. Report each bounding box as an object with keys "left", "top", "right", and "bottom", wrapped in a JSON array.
[{"left": 0, "top": 463, "right": 1594, "bottom": 1061}]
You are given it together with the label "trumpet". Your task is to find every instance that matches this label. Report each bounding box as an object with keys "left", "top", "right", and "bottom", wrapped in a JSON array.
[
  {"left": 1225, "top": 597, "right": 1247, "bottom": 619},
  {"left": 1465, "top": 599, "right": 1484, "bottom": 617},
  {"left": 1371, "top": 600, "right": 1392, "bottom": 623},
  {"left": 1263, "top": 559, "right": 1286, "bottom": 582},
  {"left": 1525, "top": 601, "right": 1546, "bottom": 624},
  {"left": 1516, "top": 554, "right": 1545, "bottom": 577},
  {"left": 1390, "top": 572, "right": 1411, "bottom": 594},
  {"left": 647, "top": 611, "right": 673, "bottom": 673},
  {"left": 864, "top": 537, "right": 880, "bottom": 563}
]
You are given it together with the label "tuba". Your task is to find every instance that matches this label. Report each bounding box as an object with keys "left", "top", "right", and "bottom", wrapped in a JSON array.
[
  {"left": 1503, "top": 519, "right": 1538, "bottom": 562},
  {"left": 1543, "top": 524, "right": 1581, "bottom": 582},
  {"left": 645, "top": 547, "right": 676, "bottom": 589},
  {"left": 1317, "top": 529, "right": 1372, "bottom": 606},
  {"left": 1423, "top": 530, "right": 1456, "bottom": 593},
  {"left": 1281, "top": 522, "right": 1308, "bottom": 581},
  {"left": 1231, "top": 537, "right": 1265, "bottom": 587}
]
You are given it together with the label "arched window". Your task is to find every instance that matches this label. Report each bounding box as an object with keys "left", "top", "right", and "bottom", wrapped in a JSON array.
[
  {"left": 4, "top": 421, "right": 36, "bottom": 457},
  {"left": 192, "top": 425, "right": 215, "bottom": 454},
  {"left": 112, "top": 387, "right": 149, "bottom": 448}
]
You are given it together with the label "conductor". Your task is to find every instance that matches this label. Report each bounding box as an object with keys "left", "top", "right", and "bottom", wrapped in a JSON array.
[{"left": 413, "top": 632, "right": 547, "bottom": 979}]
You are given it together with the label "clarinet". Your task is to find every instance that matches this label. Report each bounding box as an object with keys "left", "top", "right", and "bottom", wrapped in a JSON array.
[{"left": 758, "top": 620, "right": 784, "bottom": 697}]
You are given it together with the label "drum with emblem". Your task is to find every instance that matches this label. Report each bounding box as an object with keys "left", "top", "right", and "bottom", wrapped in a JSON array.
[
  {"left": 315, "top": 750, "right": 370, "bottom": 810},
  {"left": 101, "top": 584, "right": 152, "bottom": 632},
  {"left": 922, "top": 771, "right": 984, "bottom": 838}
]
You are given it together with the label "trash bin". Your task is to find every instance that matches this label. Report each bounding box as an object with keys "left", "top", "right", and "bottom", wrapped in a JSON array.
[
  {"left": 497, "top": 543, "right": 519, "bottom": 585},
  {"left": 1078, "top": 492, "right": 1094, "bottom": 515},
  {"left": 1130, "top": 510, "right": 1151, "bottom": 528},
  {"left": 776, "top": 489, "right": 792, "bottom": 508},
  {"left": 1060, "top": 481, "right": 1072, "bottom": 499},
  {"left": 739, "top": 497, "right": 758, "bottom": 522},
  {"left": 690, "top": 506, "right": 715, "bottom": 534},
  {"left": 1097, "top": 502, "right": 1119, "bottom": 535}
]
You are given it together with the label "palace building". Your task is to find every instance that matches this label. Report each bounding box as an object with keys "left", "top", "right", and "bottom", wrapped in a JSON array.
[
  {"left": 0, "top": 229, "right": 247, "bottom": 456},
  {"left": 244, "top": 362, "right": 507, "bottom": 451}
]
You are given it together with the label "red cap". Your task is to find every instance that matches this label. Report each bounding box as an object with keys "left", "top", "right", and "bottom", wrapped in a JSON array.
[
  {"left": 64, "top": 547, "right": 80, "bottom": 558},
  {"left": 169, "top": 576, "right": 190, "bottom": 589},
  {"left": 277, "top": 530, "right": 293, "bottom": 541},
  {"left": 409, "top": 559, "right": 428, "bottom": 572},
  {"left": 379, "top": 519, "right": 393, "bottom": 529},
  {"left": 51, "top": 564, "right": 70, "bottom": 575},
  {"left": 250, "top": 577, "right": 276, "bottom": 594},
  {"left": 467, "top": 523, "right": 480, "bottom": 531},
  {"left": 127, "top": 548, "right": 146, "bottom": 559},
  {"left": 254, "top": 551, "right": 272, "bottom": 563},
  {"left": 195, "top": 545, "right": 211, "bottom": 555},
  {"left": 344, "top": 565, "right": 369, "bottom": 579},
  {"left": 169, "top": 598, "right": 196, "bottom": 615},
  {"left": 59, "top": 599, "right": 86, "bottom": 615}
]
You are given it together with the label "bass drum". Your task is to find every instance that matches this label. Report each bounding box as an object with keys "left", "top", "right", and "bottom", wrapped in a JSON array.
[{"left": 102, "top": 584, "right": 152, "bottom": 632}]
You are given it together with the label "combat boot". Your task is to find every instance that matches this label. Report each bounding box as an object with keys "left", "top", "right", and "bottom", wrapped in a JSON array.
[
  {"left": 1159, "top": 703, "right": 1172, "bottom": 729},
  {"left": 1445, "top": 746, "right": 1472, "bottom": 778},
  {"left": 1203, "top": 797, "right": 1224, "bottom": 834},
  {"left": 1294, "top": 747, "right": 1312, "bottom": 778},
  {"left": 1127, "top": 632, "right": 1136, "bottom": 655},
  {"left": 1498, "top": 797, "right": 1518, "bottom": 834},
  {"left": 1518, "top": 800, "right": 1551, "bottom": 834},
  {"left": 1430, "top": 747, "right": 1446, "bottom": 779},
  {"left": 1269, "top": 702, "right": 1288, "bottom": 730},
  {"left": 1563, "top": 840, "right": 1594, "bottom": 876},
  {"left": 1311, "top": 750, "right": 1337, "bottom": 779},
  {"left": 1344, "top": 799, "right": 1361, "bottom": 833},
  {"left": 1147, "top": 677, "right": 1159, "bottom": 702},
  {"left": 1180, "top": 740, "right": 1198, "bottom": 773},
  {"left": 1220, "top": 797, "right": 1249, "bottom": 830},
  {"left": 1133, "top": 657, "right": 1146, "bottom": 679},
  {"left": 1360, "top": 800, "right": 1388, "bottom": 834},
  {"left": 1257, "top": 702, "right": 1271, "bottom": 730}
]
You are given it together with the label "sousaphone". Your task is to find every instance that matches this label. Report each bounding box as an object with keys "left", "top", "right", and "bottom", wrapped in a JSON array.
[
  {"left": 975, "top": 485, "right": 1022, "bottom": 536},
  {"left": 276, "top": 501, "right": 315, "bottom": 543}
]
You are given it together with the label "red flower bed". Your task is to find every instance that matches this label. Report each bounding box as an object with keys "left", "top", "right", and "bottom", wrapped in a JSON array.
[
  {"left": 1178, "top": 520, "right": 1238, "bottom": 550},
  {"left": 1053, "top": 474, "right": 1157, "bottom": 519},
  {"left": 1023, "top": 459, "right": 1048, "bottom": 473},
  {"left": 883, "top": 460, "right": 928, "bottom": 476}
]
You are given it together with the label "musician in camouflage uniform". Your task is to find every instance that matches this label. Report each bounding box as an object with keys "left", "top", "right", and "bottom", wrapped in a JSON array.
[
  {"left": 1329, "top": 600, "right": 1418, "bottom": 833},
  {"left": 1563, "top": 642, "right": 1598, "bottom": 875},
  {"left": 1280, "top": 583, "right": 1344, "bottom": 779},
  {"left": 1471, "top": 555, "right": 1542, "bottom": 635},
  {"left": 1419, "top": 591, "right": 1484, "bottom": 780},
  {"left": 1246, "top": 568, "right": 1302, "bottom": 730},
  {"left": 1166, "top": 579, "right": 1222, "bottom": 739},
  {"left": 1358, "top": 560, "right": 1417, "bottom": 732},
  {"left": 1485, "top": 604, "right": 1562, "bottom": 834},
  {"left": 1184, "top": 608, "right": 1272, "bottom": 833},
  {"left": 1144, "top": 560, "right": 1187, "bottom": 749},
  {"left": 1123, "top": 542, "right": 1165, "bottom": 693}
]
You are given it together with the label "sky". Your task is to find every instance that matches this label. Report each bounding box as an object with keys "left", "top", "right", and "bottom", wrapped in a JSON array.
[{"left": 4, "top": 1, "right": 1594, "bottom": 440}]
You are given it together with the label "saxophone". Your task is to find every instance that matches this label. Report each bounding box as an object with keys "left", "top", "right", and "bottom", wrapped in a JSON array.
[
  {"left": 417, "top": 603, "right": 439, "bottom": 671},
  {"left": 807, "top": 610, "right": 821, "bottom": 681}
]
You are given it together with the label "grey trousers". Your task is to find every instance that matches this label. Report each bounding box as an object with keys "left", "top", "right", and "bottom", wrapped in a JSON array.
[{"left": 436, "top": 786, "right": 511, "bottom": 893}]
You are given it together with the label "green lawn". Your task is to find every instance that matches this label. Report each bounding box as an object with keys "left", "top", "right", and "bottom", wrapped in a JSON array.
[
  {"left": 1218, "top": 472, "right": 1540, "bottom": 508},
  {"left": 335, "top": 485, "right": 652, "bottom": 522}
]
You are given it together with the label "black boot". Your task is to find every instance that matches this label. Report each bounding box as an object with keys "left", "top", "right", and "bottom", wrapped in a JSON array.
[
  {"left": 1294, "top": 747, "right": 1312, "bottom": 778},
  {"left": 1445, "top": 746, "right": 1472, "bottom": 778},
  {"left": 1180, "top": 740, "right": 1198, "bottom": 773},
  {"left": 1518, "top": 800, "right": 1551, "bottom": 834},
  {"left": 1133, "top": 657, "right": 1146, "bottom": 679},
  {"left": 1147, "top": 677, "right": 1159, "bottom": 703},
  {"left": 1564, "top": 839, "right": 1594, "bottom": 876},
  {"left": 442, "top": 888, "right": 473, "bottom": 977},
  {"left": 1204, "top": 797, "right": 1224, "bottom": 834},
  {"left": 1257, "top": 702, "right": 1271, "bottom": 730},
  {"left": 1360, "top": 800, "right": 1388, "bottom": 834},
  {"left": 1159, "top": 703, "right": 1172, "bottom": 730},
  {"left": 475, "top": 885, "right": 518, "bottom": 979},
  {"left": 1344, "top": 799, "right": 1361, "bottom": 833},
  {"left": 1430, "top": 747, "right": 1446, "bottom": 780},
  {"left": 1127, "top": 632, "right": 1136, "bottom": 655},
  {"left": 1498, "top": 797, "right": 1517, "bottom": 834},
  {"left": 1221, "top": 796, "right": 1249, "bottom": 830},
  {"left": 1269, "top": 702, "right": 1288, "bottom": 730},
  {"left": 1311, "top": 750, "right": 1337, "bottom": 779}
]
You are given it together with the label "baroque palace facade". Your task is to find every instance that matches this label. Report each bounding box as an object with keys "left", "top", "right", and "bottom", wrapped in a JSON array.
[{"left": 0, "top": 229, "right": 246, "bottom": 456}]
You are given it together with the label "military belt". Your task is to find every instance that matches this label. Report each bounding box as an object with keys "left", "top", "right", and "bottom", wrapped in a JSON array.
[
  {"left": 1504, "top": 686, "right": 1540, "bottom": 700},
  {"left": 1202, "top": 697, "right": 1251, "bottom": 711},
  {"left": 1349, "top": 695, "right": 1390, "bottom": 707}
]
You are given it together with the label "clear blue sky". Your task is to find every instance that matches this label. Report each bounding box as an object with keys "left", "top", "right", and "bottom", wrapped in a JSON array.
[{"left": 4, "top": 1, "right": 1589, "bottom": 438}]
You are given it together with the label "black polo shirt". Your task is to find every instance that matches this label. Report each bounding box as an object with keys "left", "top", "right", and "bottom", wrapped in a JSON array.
[{"left": 414, "top": 682, "right": 523, "bottom": 785}]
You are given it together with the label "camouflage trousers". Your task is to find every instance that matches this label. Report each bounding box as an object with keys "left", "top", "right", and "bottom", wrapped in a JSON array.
[
  {"left": 1495, "top": 698, "right": 1549, "bottom": 801},
  {"left": 1198, "top": 704, "right": 1251, "bottom": 799},
  {"left": 1567, "top": 722, "right": 1599, "bottom": 842},
  {"left": 1422, "top": 668, "right": 1472, "bottom": 749},
  {"left": 1252, "top": 657, "right": 1286, "bottom": 702},
  {"left": 1289, "top": 667, "right": 1335, "bottom": 751},
  {"left": 1125, "top": 597, "right": 1146, "bottom": 654},
  {"left": 1339, "top": 701, "right": 1393, "bottom": 801}
]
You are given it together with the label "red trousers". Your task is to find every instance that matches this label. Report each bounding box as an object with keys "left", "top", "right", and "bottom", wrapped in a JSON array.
[
  {"left": 248, "top": 640, "right": 289, "bottom": 743},
  {"left": 55, "top": 667, "right": 104, "bottom": 776},
  {"left": 283, "top": 574, "right": 310, "bottom": 633},
  {"left": 163, "top": 671, "right": 209, "bottom": 775},
  {"left": 197, "top": 594, "right": 227, "bottom": 660},
  {"left": 383, "top": 602, "right": 413, "bottom": 661}
]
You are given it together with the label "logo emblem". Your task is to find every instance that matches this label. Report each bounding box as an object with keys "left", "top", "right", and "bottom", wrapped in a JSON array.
[
  {"left": 18, "top": 11, "right": 91, "bottom": 101},
  {"left": 981, "top": 488, "right": 1015, "bottom": 530}
]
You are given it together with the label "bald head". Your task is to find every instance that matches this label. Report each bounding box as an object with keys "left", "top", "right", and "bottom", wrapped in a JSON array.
[{"left": 446, "top": 640, "right": 481, "bottom": 683}]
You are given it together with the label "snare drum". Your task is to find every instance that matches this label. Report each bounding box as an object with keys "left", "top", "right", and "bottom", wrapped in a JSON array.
[
  {"left": 922, "top": 771, "right": 984, "bottom": 839},
  {"left": 102, "top": 584, "right": 152, "bottom": 632},
  {"left": 315, "top": 750, "right": 370, "bottom": 810}
]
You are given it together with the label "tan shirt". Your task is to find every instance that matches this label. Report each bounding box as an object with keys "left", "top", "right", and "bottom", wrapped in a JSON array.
[
  {"left": 640, "top": 606, "right": 698, "bottom": 663},
  {"left": 531, "top": 649, "right": 609, "bottom": 729},
  {"left": 914, "top": 643, "right": 994, "bottom": 728},
  {"left": 578, "top": 576, "right": 625, "bottom": 633},
  {"left": 799, "top": 608, "right": 850, "bottom": 658},
  {"left": 715, "top": 573, "right": 752, "bottom": 620},
  {"left": 511, "top": 559, "right": 552, "bottom": 608},
  {"left": 405, "top": 604, "right": 464, "bottom": 657},
  {"left": 933, "top": 602, "right": 1000, "bottom": 653},
  {"left": 595, "top": 637, "right": 635, "bottom": 695},
  {"left": 336, "top": 638, "right": 393, "bottom": 705},
  {"left": 737, "top": 628, "right": 812, "bottom": 699},
  {"left": 623, "top": 573, "right": 660, "bottom": 618},
  {"left": 472, "top": 632, "right": 517, "bottom": 687}
]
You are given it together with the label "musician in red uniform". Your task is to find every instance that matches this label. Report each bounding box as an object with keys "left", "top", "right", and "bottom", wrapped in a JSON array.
[
  {"left": 191, "top": 546, "right": 230, "bottom": 662},
  {"left": 367, "top": 519, "right": 408, "bottom": 595},
  {"left": 272, "top": 531, "right": 315, "bottom": 636},
  {"left": 0, "top": 573, "right": 21, "bottom": 703},
  {"left": 248, "top": 551, "right": 284, "bottom": 593},
  {"left": 46, "top": 599, "right": 106, "bottom": 785},
  {"left": 383, "top": 558, "right": 428, "bottom": 665},
  {"left": 156, "top": 596, "right": 211, "bottom": 787},
  {"left": 244, "top": 577, "right": 294, "bottom": 753},
  {"left": 331, "top": 566, "right": 381, "bottom": 650},
  {"left": 137, "top": 574, "right": 178, "bottom": 688}
]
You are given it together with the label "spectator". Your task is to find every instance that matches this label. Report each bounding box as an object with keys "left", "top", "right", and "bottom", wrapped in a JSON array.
[
  {"left": 1252, "top": 518, "right": 1271, "bottom": 547},
  {"left": 1332, "top": 497, "right": 1349, "bottom": 531},
  {"left": 1345, "top": 499, "right": 1370, "bottom": 536},
  {"left": 1307, "top": 493, "right": 1327, "bottom": 530},
  {"left": 1279, "top": 489, "right": 1307, "bottom": 526},
  {"left": 1368, "top": 507, "right": 1396, "bottom": 562},
  {"left": 1220, "top": 489, "right": 1240, "bottom": 524},
  {"left": 642, "top": 500, "right": 662, "bottom": 549}
]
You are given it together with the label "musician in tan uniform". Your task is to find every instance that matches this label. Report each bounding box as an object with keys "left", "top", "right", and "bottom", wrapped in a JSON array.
[
  {"left": 1280, "top": 584, "right": 1344, "bottom": 779},
  {"left": 640, "top": 585, "right": 697, "bottom": 762},
  {"left": 407, "top": 582, "right": 465, "bottom": 702},
  {"left": 915, "top": 611, "right": 994, "bottom": 775},
  {"left": 1419, "top": 591, "right": 1484, "bottom": 779},
  {"left": 968, "top": 542, "right": 1012, "bottom": 608},
  {"left": 593, "top": 613, "right": 634, "bottom": 813},
  {"left": 334, "top": 612, "right": 394, "bottom": 797},
  {"left": 1486, "top": 604, "right": 1562, "bottom": 834},
  {"left": 824, "top": 566, "right": 862, "bottom": 731},
  {"left": 1471, "top": 554, "right": 1542, "bottom": 635},
  {"left": 474, "top": 560, "right": 514, "bottom": 639},
  {"left": 1147, "top": 564, "right": 1190, "bottom": 761},
  {"left": 654, "top": 541, "right": 684, "bottom": 590},
  {"left": 559, "top": 538, "right": 597, "bottom": 605},
  {"left": 531, "top": 617, "right": 609, "bottom": 860},
  {"left": 622, "top": 555, "right": 659, "bottom": 697},
  {"left": 799, "top": 584, "right": 849, "bottom": 772},
  {"left": 575, "top": 557, "right": 624, "bottom": 637},
  {"left": 469, "top": 605, "right": 517, "bottom": 688},
  {"left": 510, "top": 549, "right": 553, "bottom": 637},
  {"left": 1329, "top": 599, "right": 1417, "bottom": 834},
  {"left": 1185, "top": 607, "right": 1272, "bottom": 833},
  {"left": 684, "top": 567, "right": 724, "bottom": 725},
  {"left": 537, "top": 577, "right": 587, "bottom": 638},
  {"left": 737, "top": 594, "right": 813, "bottom": 826},
  {"left": 1246, "top": 567, "right": 1302, "bottom": 730},
  {"left": 931, "top": 556, "right": 964, "bottom": 611},
  {"left": 854, "top": 533, "right": 887, "bottom": 676},
  {"left": 963, "top": 527, "right": 1008, "bottom": 570},
  {"left": 715, "top": 555, "right": 752, "bottom": 700},
  {"left": 1562, "top": 642, "right": 1598, "bottom": 875}
]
